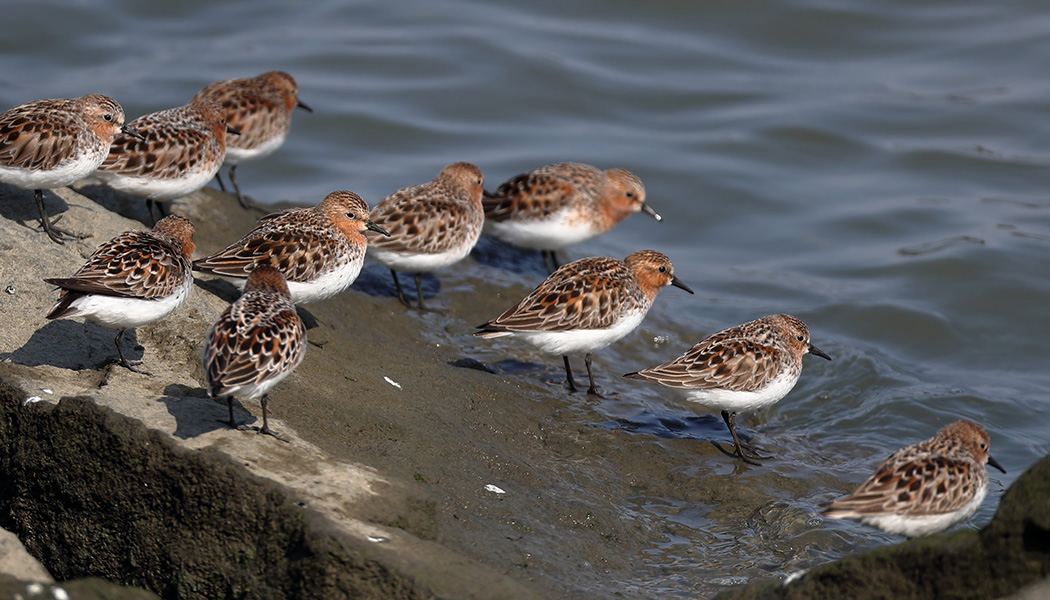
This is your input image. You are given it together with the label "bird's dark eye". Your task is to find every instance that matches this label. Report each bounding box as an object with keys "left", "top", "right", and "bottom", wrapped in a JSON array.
[
  {"left": 346, "top": 212, "right": 356, "bottom": 219},
  {"left": 103, "top": 114, "right": 113, "bottom": 122},
  {"left": 796, "top": 335, "right": 805, "bottom": 341},
  {"left": 658, "top": 265, "right": 667, "bottom": 273},
  {"left": 625, "top": 191, "right": 634, "bottom": 199},
  {"left": 980, "top": 442, "right": 987, "bottom": 449}
]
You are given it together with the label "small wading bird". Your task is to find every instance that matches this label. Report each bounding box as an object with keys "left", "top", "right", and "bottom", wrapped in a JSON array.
[
  {"left": 0, "top": 94, "right": 142, "bottom": 243},
  {"left": 623, "top": 314, "right": 831, "bottom": 465},
  {"left": 95, "top": 99, "right": 237, "bottom": 224},
  {"left": 43, "top": 215, "right": 196, "bottom": 373},
  {"left": 193, "top": 70, "right": 312, "bottom": 209},
  {"left": 367, "top": 162, "right": 485, "bottom": 311},
  {"left": 822, "top": 419, "right": 1006, "bottom": 537},
  {"left": 477, "top": 250, "right": 693, "bottom": 395},
  {"left": 482, "top": 162, "right": 660, "bottom": 272},
  {"left": 202, "top": 265, "right": 307, "bottom": 441},
  {"left": 193, "top": 190, "right": 389, "bottom": 304}
]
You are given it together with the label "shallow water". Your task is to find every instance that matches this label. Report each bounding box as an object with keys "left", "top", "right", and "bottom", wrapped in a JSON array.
[{"left": 4, "top": 0, "right": 1050, "bottom": 597}]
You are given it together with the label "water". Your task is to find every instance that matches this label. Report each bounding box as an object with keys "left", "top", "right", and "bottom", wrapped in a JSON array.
[{"left": 5, "top": 0, "right": 1050, "bottom": 596}]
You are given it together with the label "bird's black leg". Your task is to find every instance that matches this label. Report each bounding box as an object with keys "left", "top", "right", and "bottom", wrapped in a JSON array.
[
  {"left": 562, "top": 355, "right": 578, "bottom": 392},
  {"left": 112, "top": 329, "right": 150, "bottom": 375},
  {"left": 34, "top": 189, "right": 78, "bottom": 243},
  {"left": 584, "top": 353, "right": 602, "bottom": 397}
]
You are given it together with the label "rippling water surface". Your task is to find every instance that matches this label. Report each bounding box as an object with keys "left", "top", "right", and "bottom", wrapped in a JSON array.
[{"left": 5, "top": 0, "right": 1050, "bottom": 596}]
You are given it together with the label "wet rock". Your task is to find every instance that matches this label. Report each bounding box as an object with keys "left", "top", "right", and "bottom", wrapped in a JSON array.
[{"left": 0, "top": 576, "right": 160, "bottom": 600}]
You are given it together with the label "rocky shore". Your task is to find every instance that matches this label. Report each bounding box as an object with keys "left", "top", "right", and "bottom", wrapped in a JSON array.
[
  {"left": 0, "top": 183, "right": 547, "bottom": 599},
  {"left": 1, "top": 183, "right": 1047, "bottom": 599}
]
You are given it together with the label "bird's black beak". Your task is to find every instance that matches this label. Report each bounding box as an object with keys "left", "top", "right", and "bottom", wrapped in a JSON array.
[
  {"left": 297, "top": 99, "right": 313, "bottom": 113},
  {"left": 671, "top": 276, "right": 694, "bottom": 294},
  {"left": 809, "top": 344, "right": 832, "bottom": 361},
  {"left": 641, "top": 203, "right": 662, "bottom": 222},
  {"left": 226, "top": 124, "right": 241, "bottom": 135},
  {"left": 987, "top": 455, "right": 1007, "bottom": 474},
  {"left": 366, "top": 220, "right": 391, "bottom": 237},
  {"left": 121, "top": 123, "right": 145, "bottom": 140}
]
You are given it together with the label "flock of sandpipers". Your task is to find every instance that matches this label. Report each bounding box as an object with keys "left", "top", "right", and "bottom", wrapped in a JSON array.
[{"left": 0, "top": 71, "right": 1005, "bottom": 542}]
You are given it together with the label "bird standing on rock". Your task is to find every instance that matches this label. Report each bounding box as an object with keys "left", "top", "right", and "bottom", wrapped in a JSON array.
[
  {"left": 95, "top": 99, "right": 236, "bottom": 224},
  {"left": 0, "top": 94, "right": 141, "bottom": 243},
  {"left": 202, "top": 265, "right": 307, "bottom": 441},
  {"left": 477, "top": 250, "right": 693, "bottom": 395},
  {"left": 193, "top": 190, "right": 389, "bottom": 305},
  {"left": 367, "top": 162, "right": 485, "bottom": 311},
  {"left": 482, "top": 162, "right": 660, "bottom": 272},
  {"left": 44, "top": 215, "right": 196, "bottom": 373},
  {"left": 193, "top": 70, "right": 312, "bottom": 209}
]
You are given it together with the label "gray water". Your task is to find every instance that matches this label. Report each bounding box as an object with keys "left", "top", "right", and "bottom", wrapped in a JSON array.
[{"left": 5, "top": 0, "right": 1050, "bottom": 596}]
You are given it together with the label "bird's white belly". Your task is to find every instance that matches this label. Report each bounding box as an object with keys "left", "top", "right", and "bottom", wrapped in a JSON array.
[
  {"left": 224, "top": 132, "right": 287, "bottom": 165},
  {"left": 0, "top": 146, "right": 107, "bottom": 189},
  {"left": 368, "top": 243, "right": 473, "bottom": 273},
  {"left": 854, "top": 484, "right": 986, "bottom": 537},
  {"left": 683, "top": 370, "right": 800, "bottom": 412},
  {"left": 484, "top": 212, "right": 598, "bottom": 250},
  {"left": 66, "top": 277, "right": 192, "bottom": 329},
  {"left": 514, "top": 309, "right": 647, "bottom": 355},
  {"left": 95, "top": 163, "right": 221, "bottom": 201}
]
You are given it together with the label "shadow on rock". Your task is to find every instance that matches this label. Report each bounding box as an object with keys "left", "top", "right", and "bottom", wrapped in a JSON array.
[
  {"left": 76, "top": 182, "right": 164, "bottom": 227},
  {"left": 0, "top": 320, "right": 142, "bottom": 371},
  {"left": 603, "top": 410, "right": 734, "bottom": 441},
  {"left": 449, "top": 357, "right": 546, "bottom": 375},
  {"left": 192, "top": 277, "right": 241, "bottom": 305},
  {"left": 296, "top": 306, "right": 320, "bottom": 331},
  {"left": 470, "top": 234, "right": 549, "bottom": 277},
  {"left": 350, "top": 263, "right": 442, "bottom": 304},
  {"left": 158, "top": 383, "right": 253, "bottom": 440},
  {"left": 0, "top": 184, "right": 70, "bottom": 233}
]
